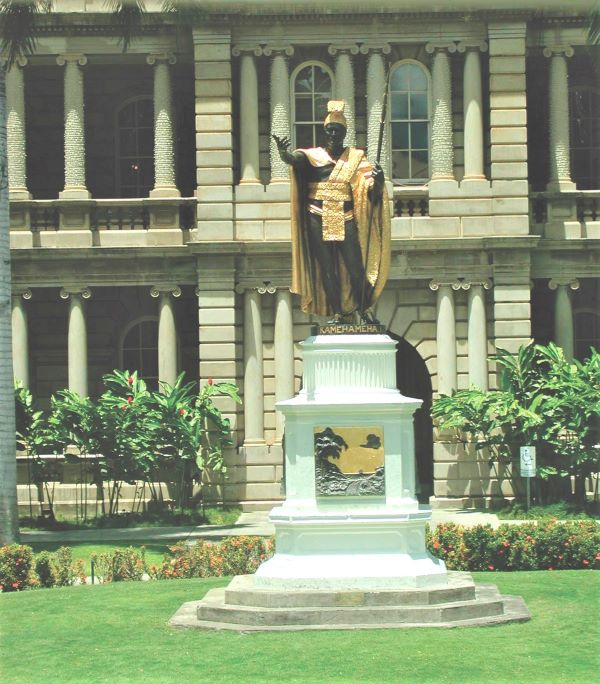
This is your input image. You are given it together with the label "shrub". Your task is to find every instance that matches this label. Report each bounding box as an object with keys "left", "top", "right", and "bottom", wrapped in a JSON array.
[
  {"left": 90, "top": 547, "right": 146, "bottom": 583},
  {"left": 0, "top": 545, "right": 36, "bottom": 592},
  {"left": 53, "top": 546, "right": 86, "bottom": 587},
  {"left": 426, "top": 520, "right": 600, "bottom": 571},
  {"left": 150, "top": 536, "right": 275, "bottom": 580},
  {"left": 34, "top": 551, "right": 57, "bottom": 588}
]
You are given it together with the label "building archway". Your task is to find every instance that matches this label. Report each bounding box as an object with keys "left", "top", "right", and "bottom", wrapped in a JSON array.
[{"left": 389, "top": 333, "right": 434, "bottom": 502}]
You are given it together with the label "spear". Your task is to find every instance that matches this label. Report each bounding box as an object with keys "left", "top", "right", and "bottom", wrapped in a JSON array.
[{"left": 360, "top": 64, "right": 391, "bottom": 316}]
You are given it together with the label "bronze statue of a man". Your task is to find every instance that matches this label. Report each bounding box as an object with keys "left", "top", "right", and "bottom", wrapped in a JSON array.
[{"left": 274, "top": 100, "right": 390, "bottom": 321}]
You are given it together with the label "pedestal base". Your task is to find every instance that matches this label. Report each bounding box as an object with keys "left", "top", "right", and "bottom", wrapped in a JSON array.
[
  {"left": 169, "top": 572, "right": 531, "bottom": 631},
  {"left": 255, "top": 504, "right": 446, "bottom": 590}
]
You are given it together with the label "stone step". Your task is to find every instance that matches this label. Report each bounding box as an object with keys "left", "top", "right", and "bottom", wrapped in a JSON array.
[
  {"left": 196, "top": 586, "right": 506, "bottom": 627},
  {"left": 224, "top": 572, "right": 477, "bottom": 608}
]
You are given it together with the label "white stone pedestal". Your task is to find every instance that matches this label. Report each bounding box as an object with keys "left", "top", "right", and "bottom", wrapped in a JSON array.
[{"left": 254, "top": 333, "right": 447, "bottom": 589}]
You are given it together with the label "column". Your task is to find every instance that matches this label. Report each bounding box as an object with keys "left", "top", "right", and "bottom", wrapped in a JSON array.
[
  {"left": 57, "top": 54, "right": 89, "bottom": 198},
  {"left": 458, "top": 42, "right": 487, "bottom": 182},
  {"left": 274, "top": 288, "right": 294, "bottom": 443},
  {"left": 60, "top": 287, "right": 91, "bottom": 396},
  {"left": 243, "top": 288, "right": 265, "bottom": 443},
  {"left": 147, "top": 53, "right": 180, "bottom": 197},
  {"left": 430, "top": 280, "right": 459, "bottom": 395},
  {"left": 464, "top": 280, "right": 491, "bottom": 390},
  {"left": 426, "top": 43, "right": 456, "bottom": 180},
  {"left": 268, "top": 46, "right": 294, "bottom": 183},
  {"left": 544, "top": 46, "right": 575, "bottom": 191},
  {"left": 549, "top": 278, "right": 579, "bottom": 360},
  {"left": 11, "top": 288, "right": 32, "bottom": 388},
  {"left": 151, "top": 285, "right": 181, "bottom": 387},
  {"left": 5, "top": 58, "right": 30, "bottom": 199},
  {"left": 233, "top": 47, "right": 261, "bottom": 184},
  {"left": 329, "top": 44, "right": 358, "bottom": 147},
  {"left": 362, "top": 44, "right": 391, "bottom": 175}
]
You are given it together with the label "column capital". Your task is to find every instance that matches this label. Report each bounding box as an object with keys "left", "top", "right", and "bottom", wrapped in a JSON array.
[
  {"left": 232, "top": 44, "right": 263, "bottom": 57},
  {"left": 429, "top": 279, "right": 462, "bottom": 291},
  {"left": 261, "top": 44, "right": 294, "bottom": 57},
  {"left": 146, "top": 51, "right": 177, "bottom": 66},
  {"left": 0, "top": 55, "right": 28, "bottom": 68},
  {"left": 548, "top": 278, "right": 579, "bottom": 291},
  {"left": 235, "top": 281, "right": 284, "bottom": 295},
  {"left": 56, "top": 53, "right": 87, "bottom": 67},
  {"left": 150, "top": 284, "right": 182, "bottom": 298},
  {"left": 328, "top": 43, "right": 360, "bottom": 56},
  {"left": 461, "top": 278, "right": 492, "bottom": 290},
  {"left": 359, "top": 42, "right": 391, "bottom": 55},
  {"left": 543, "top": 45, "right": 574, "bottom": 59},
  {"left": 457, "top": 40, "right": 488, "bottom": 53},
  {"left": 60, "top": 286, "right": 92, "bottom": 300},
  {"left": 12, "top": 287, "right": 32, "bottom": 301},
  {"left": 425, "top": 41, "right": 457, "bottom": 54}
]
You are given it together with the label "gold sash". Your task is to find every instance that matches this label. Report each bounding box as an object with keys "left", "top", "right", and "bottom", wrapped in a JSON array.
[{"left": 316, "top": 149, "right": 364, "bottom": 241}]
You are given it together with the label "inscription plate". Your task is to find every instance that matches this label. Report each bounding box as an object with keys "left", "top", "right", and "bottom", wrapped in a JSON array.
[{"left": 311, "top": 323, "right": 387, "bottom": 336}]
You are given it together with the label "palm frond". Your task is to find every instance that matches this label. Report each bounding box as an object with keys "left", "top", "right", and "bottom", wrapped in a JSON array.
[
  {"left": 0, "top": 0, "right": 51, "bottom": 70},
  {"left": 589, "top": 10, "right": 600, "bottom": 46},
  {"left": 105, "top": 0, "right": 146, "bottom": 53}
]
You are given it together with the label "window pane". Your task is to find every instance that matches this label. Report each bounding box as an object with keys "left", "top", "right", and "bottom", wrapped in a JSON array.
[
  {"left": 122, "top": 349, "right": 139, "bottom": 373},
  {"left": 314, "top": 67, "right": 331, "bottom": 93},
  {"left": 408, "top": 64, "right": 427, "bottom": 90},
  {"left": 119, "top": 103, "right": 135, "bottom": 126},
  {"left": 411, "top": 122, "right": 429, "bottom": 149},
  {"left": 119, "top": 129, "right": 137, "bottom": 156},
  {"left": 391, "top": 93, "right": 408, "bottom": 119},
  {"left": 391, "top": 66, "right": 410, "bottom": 91},
  {"left": 314, "top": 94, "right": 329, "bottom": 121},
  {"left": 410, "top": 93, "right": 428, "bottom": 119},
  {"left": 137, "top": 99, "right": 154, "bottom": 126},
  {"left": 392, "top": 122, "right": 409, "bottom": 149},
  {"left": 295, "top": 96, "right": 313, "bottom": 122},
  {"left": 123, "top": 327, "right": 137, "bottom": 349},
  {"left": 295, "top": 124, "right": 314, "bottom": 148},
  {"left": 295, "top": 67, "right": 313, "bottom": 93},
  {"left": 120, "top": 159, "right": 137, "bottom": 185},
  {"left": 138, "top": 128, "right": 153, "bottom": 155},
  {"left": 392, "top": 150, "right": 409, "bottom": 178},
  {"left": 411, "top": 149, "right": 429, "bottom": 178},
  {"left": 141, "top": 349, "right": 158, "bottom": 378}
]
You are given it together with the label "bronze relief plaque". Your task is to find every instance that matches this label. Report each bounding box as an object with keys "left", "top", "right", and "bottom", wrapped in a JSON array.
[{"left": 314, "top": 426, "right": 385, "bottom": 496}]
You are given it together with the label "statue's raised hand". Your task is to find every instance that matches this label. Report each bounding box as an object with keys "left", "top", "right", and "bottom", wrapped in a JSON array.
[{"left": 272, "top": 134, "right": 295, "bottom": 165}]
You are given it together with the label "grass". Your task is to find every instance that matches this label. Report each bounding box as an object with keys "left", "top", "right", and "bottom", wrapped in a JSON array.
[
  {"left": 19, "top": 506, "right": 242, "bottom": 531},
  {"left": 1, "top": 571, "right": 598, "bottom": 683},
  {"left": 495, "top": 501, "right": 599, "bottom": 521}
]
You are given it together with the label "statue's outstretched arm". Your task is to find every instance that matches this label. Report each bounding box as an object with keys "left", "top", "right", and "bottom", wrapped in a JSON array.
[{"left": 272, "top": 134, "right": 305, "bottom": 168}]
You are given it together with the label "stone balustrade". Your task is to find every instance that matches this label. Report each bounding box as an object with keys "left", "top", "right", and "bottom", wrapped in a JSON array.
[{"left": 529, "top": 190, "right": 600, "bottom": 239}]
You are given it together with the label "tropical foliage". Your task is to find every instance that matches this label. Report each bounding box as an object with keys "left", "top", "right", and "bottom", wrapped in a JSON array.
[
  {"left": 16, "top": 371, "right": 240, "bottom": 519},
  {"left": 432, "top": 343, "right": 600, "bottom": 504}
]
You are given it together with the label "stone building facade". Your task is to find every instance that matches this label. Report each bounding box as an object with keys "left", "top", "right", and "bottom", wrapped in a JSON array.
[{"left": 8, "top": 0, "right": 599, "bottom": 511}]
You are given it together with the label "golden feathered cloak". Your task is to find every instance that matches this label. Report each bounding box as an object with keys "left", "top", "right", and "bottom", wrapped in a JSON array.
[{"left": 290, "top": 146, "right": 391, "bottom": 317}]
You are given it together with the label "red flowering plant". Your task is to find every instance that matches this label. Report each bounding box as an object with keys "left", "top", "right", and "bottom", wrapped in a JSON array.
[
  {"left": 144, "top": 373, "right": 241, "bottom": 511},
  {"left": 0, "top": 544, "right": 36, "bottom": 592}
]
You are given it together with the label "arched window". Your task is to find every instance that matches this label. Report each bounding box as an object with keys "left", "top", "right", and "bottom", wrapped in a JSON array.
[
  {"left": 291, "top": 62, "right": 334, "bottom": 149},
  {"left": 120, "top": 317, "right": 159, "bottom": 389},
  {"left": 115, "top": 97, "right": 154, "bottom": 197},
  {"left": 389, "top": 61, "right": 430, "bottom": 183},
  {"left": 570, "top": 87, "right": 600, "bottom": 189}
]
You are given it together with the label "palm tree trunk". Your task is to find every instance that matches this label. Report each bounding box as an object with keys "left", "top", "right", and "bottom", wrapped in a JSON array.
[{"left": 0, "top": 68, "right": 19, "bottom": 545}]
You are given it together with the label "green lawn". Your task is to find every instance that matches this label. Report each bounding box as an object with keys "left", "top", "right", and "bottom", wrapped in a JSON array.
[{"left": 1, "top": 571, "right": 598, "bottom": 683}]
